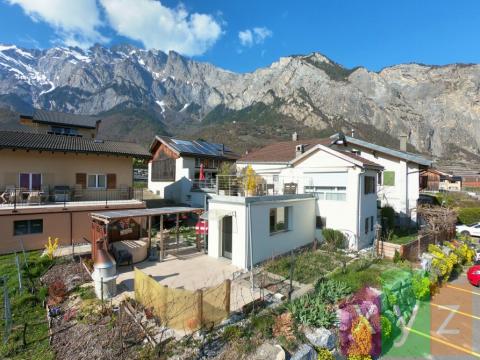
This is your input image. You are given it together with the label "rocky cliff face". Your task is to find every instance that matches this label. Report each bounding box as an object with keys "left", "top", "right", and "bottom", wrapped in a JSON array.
[{"left": 1, "top": 43, "right": 480, "bottom": 162}]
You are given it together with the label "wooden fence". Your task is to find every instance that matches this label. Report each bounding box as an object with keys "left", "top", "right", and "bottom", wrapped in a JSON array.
[
  {"left": 134, "top": 268, "right": 231, "bottom": 332},
  {"left": 377, "top": 228, "right": 456, "bottom": 262}
]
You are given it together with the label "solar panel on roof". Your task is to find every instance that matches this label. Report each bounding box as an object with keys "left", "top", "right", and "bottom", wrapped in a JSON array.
[{"left": 172, "top": 139, "right": 193, "bottom": 146}]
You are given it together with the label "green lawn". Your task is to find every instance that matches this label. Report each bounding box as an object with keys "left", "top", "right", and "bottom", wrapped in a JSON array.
[
  {"left": 328, "top": 258, "right": 410, "bottom": 292},
  {"left": 0, "top": 251, "right": 54, "bottom": 360},
  {"left": 264, "top": 250, "right": 350, "bottom": 284}
]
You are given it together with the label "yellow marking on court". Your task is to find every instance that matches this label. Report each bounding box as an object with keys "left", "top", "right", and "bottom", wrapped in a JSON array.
[
  {"left": 405, "top": 326, "right": 480, "bottom": 358},
  {"left": 446, "top": 284, "right": 480, "bottom": 296},
  {"left": 430, "top": 303, "right": 480, "bottom": 321}
]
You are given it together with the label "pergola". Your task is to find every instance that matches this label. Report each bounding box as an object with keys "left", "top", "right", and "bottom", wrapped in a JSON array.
[{"left": 90, "top": 207, "right": 204, "bottom": 262}]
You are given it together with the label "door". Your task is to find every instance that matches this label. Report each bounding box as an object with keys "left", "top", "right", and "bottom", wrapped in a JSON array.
[{"left": 221, "top": 216, "right": 233, "bottom": 259}]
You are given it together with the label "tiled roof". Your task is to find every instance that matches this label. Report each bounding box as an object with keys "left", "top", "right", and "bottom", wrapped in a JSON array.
[
  {"left": 152, "top": 135, "right": 239, "bottom": 160},
  {"left": 0, "top": 131, "right": 150, "bottom": 158},
  {"left": 22, "top": 109, "right": 100, "bottom": 129},
  {"left": 239, "top": 139, "right": 383, "bottom": 168},
  {"left": 239, "top": 139, "right": 332, "bottom": 162}
]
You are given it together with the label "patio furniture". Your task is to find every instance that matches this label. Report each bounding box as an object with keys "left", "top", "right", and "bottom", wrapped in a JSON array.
[
  {"left": 0, "top": 185, "right": 15, "bottom": 204},
  {"left": 283, "top": 182, "right": 298, "bottom": 194},
  {"left": 112, "top": 239, "right": 148, "bottom": 264},
  {"left": 73, "top": 184, "right": 84, "bottom": 201},
  {"left": 54, "top": 185, "right": 70, "bottom": 202},
  {"left": 27, "top": 190, "right": 46, "bottom": 204},
  {"left": 109, "top": 243, "right": 133, "bottom": 267}
]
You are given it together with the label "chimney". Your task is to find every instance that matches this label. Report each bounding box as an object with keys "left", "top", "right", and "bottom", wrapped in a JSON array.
[
  {"left": 399, "top": 134, "right": 408, "bottom": 152},
  {"left": 295, "top": 144, "right": 305, "bottom": 157},
  {"left": 292, "top": 132, "right": 298, "bottom": 142}
]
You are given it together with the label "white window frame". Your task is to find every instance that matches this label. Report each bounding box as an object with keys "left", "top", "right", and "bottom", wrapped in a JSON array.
[
  {"left": 87, "top": 174, "right": 106, "bottom": 189},
  {"left": 19, "top": 173, "right": 42, "bottom": 191}
]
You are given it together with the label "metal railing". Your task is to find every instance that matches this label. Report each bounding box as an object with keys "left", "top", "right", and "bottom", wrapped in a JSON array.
[
  {"left": 191, "top": 179, "right": 217, "bottom": 192},
  {"left": 215, "top": 175, "right": 304, "bottom": 197},
  {"left": 0, "top": 186, "right": 143, "bottom": 210}
]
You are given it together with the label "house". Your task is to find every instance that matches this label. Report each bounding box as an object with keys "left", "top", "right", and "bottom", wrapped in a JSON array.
[
  {"left": 19, "top": 109, "right": 101, "bottom": 138},
  {"left": 0, "top": 111, "right": 150, "bottom": 253},
  {"left": 235, "top": 138, "right": 383, "bottom": 251},
  {"left": 420, "top": 169, "right": 462, "bottom": 192},
  {"left": 148, "top": 136, "right": 239, "bottom": 206},
  {"left": 328, "top": 133, "right": 432, "bottom": 224}
]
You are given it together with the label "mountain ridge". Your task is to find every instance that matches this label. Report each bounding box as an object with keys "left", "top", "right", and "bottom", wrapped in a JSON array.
[{"left": 0, "top": 43, "right": 479, "bottom": 164}]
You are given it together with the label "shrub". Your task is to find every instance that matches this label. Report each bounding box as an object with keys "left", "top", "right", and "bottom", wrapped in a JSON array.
[
  {"left": 458, "top": 207, "right": 480, "bottom": 225},
  {"left": 393, "top": 249, "right": 401, "bottom": 263},
  {"left": 411, "top": 272, "right": 430, "bottom": 300},
  {"left": 48, "top": 279, "right": 67, "bottom": 305},
  {"left": 380, "top": 315, "right": 392, "bottom": 340},
  {"left": 348, "top": 316, "right": 372, "bottom": 357},
  {"left": 380, "top": 206, "right": 395, "bottom": 231},
  {"left": 44, "top": 236, "right": 59, "bottom": 260},
  {"left": 314, "top": 279, "right": 351, "bottom": 303},
  {"left": 251, "top": 313, "right": 275, "bottom": 338},
  {"left": 322, "top": 228, "right": 346, "bottom": 251},
  {"left": 318, "top": 348, "right": 335, "bottom": 360},
  {"left": 287, "top": 294, "right": 338, "bottom": 328}
]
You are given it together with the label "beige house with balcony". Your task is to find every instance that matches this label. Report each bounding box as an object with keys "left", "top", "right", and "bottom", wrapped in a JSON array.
[{"left": 0, "top": 110, "right": 150, "bottom": 254}]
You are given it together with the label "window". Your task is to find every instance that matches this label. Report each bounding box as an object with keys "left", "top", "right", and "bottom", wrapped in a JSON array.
[
  {"left": 14, "top": 219, "right": 43, "bottom": 236},
  {"left": 316, "top": 216, "right": 326, "bottom": 230},
  {"left": 49, "top": 126, "right": 78, "bottom": 136},
  {"left": 270, "top": 207, "right": 290, "bottom": 234},
  {"left": 383, "top": 171, "right": 395, "bottom": 186},
  {"left": 19, "top": 173, "right": 42, "bottom": 190},
  {"left": 365, "top": 217, "right": 369, "bottom": 234},
  {"left": 364, "top": 176, "right": 376, "bottom": 194},
  {"left": 370, "top": 216, "right": 374, "bottom": 232},
  {"left": 87, "top": 174, "right": 106, "bottom": 188},
  {"left": 304, "top": 186, "right": 347, "bottom": 201}
]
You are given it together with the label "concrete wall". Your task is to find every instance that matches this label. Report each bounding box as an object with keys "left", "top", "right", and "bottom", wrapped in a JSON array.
[
  {"left": 208, "top": 195, "right": 315, "bottom": 269},
  {"left": 0, "top": 201, "right": 145, "bottom": 254},
  {"left": 1, "top": 150, "right": 134, "bottom": 188}
]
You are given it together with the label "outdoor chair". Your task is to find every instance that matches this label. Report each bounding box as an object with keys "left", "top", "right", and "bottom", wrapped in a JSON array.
[
  {"left": 0, "top": 185, "right": 15, "bottom": 204},
  {"left": 27, "top": 190, "right": 44, "bottom": 204},
  {"left": 73, "top": 184, "right": 84, "bottom": 201}
]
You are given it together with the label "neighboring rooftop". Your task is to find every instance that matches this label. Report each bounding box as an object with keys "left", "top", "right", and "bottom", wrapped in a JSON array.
[
  {"left": 151, "top": 135, "right": 239, "bottom": 160},
  {"left": 238, "top": 138, "right": 383, "bottom": 169},
  {"left": 21, "top": 109, "right": 101, "bottom": 129},
  {"left": 332, "top": 134, "right": 433, "bottom": 166},
  {"left": 0, "top": 130, "right": 150, "bottom": 158},
  {"left": 239, "top": 139, "right": 331, "bottom": 163}
]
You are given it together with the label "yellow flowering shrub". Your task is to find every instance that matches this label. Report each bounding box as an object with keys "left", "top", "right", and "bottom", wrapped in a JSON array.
[{"left": 349, "top": 316, "right": 372, "bottom": 357}]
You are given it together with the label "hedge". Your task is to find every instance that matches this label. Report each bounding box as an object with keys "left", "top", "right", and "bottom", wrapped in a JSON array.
[{"left": 457, "top": 207, "right": 480, "bottom": 225}]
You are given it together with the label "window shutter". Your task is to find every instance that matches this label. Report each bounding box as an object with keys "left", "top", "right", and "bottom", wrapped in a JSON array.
[
  {"left": 76, "top": 173, "right": 87, "bottom": 189},
  {"left": 107, "top": 174, "right": 116, "bottom": 189}
]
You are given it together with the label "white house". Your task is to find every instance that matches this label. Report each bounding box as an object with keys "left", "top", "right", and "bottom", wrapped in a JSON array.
[
  {"left": 207, "top": 194, "right": 316, "bottom": 269},
  {"left": 148, "top": 136, "right": 239, "bottom": 207},
  {"left": 236, "top": 139, "right": 383, "bottom": 250},
  {"left": 328, "top": 133, "right": 432, "bottom": 225}
]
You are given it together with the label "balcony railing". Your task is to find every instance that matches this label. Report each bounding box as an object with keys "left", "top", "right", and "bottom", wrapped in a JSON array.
[
  {"left": 191, "top": 179, "right": 217, "bottom": 192},
  {"left": 215, "top": 175, "right": 302, "bottom": 196},
  {"left": 0, "top": 186, "right": 144, "bottom": 210}
]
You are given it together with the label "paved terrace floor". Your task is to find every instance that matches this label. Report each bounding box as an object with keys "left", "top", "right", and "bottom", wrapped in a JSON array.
[{"left": 116, "top": 249, "right": 260, "bottom": 312}]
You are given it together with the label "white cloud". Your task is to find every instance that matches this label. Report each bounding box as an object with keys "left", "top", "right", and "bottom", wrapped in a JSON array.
[
  {"left": 99, "top": 0, "right": 223, "bottom": 56},
  {"left": 6, "top": 0, "right": 107, "bottom": 48},
  {"left": 238, "top": 26, "right": 272, "bottom": 47}
]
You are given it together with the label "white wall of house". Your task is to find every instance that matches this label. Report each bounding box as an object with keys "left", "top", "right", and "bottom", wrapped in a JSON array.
[
  {"left": 148, "top": 157, "right": 194, "bottom": 204},
  {"left": 207, "top": 194, "right": 315, "bottom": 269},
  {"left": 237, "top": 147, "right": 380, "bottom": 250},
  {"left": 342, "top": 146, "right": 421, "bottom": 223}
]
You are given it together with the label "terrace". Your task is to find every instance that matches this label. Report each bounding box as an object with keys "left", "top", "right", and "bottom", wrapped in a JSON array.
[{"left": 0, "top": 185, "right": 144, "bottom": 210}]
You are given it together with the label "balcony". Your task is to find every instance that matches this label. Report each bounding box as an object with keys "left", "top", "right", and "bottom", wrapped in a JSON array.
[{"left": 0, "top": 185, "right": 144, "bottom": 210}]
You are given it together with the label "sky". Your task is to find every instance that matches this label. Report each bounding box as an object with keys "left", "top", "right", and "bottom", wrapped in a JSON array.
[{"left": 1, "top": 0, "right": 480, "bottom": 73}]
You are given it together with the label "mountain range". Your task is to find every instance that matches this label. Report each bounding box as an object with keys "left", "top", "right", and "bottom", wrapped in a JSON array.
[{"left": 1, "top": 43, "right": 480, "bottom": 165}]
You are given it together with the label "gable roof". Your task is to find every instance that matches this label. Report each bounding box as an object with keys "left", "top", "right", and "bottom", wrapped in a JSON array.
[
  {"left": 21, "top": 109, "right": 100, "bottom": 129},
  {"left": 239, "top": 139, "right": 332, "bottom": 163},
  {"left": 151, "top": 136, "right": 239, "bottom": 160},
  {"left": 331, "top": 134, "right": 433, "bottom": 166},
  {"left": 0, "top": 131, "right": 150, "bottom": 159},
  {"left": 239, "top": 139, "right": 383, "bottom": 169}
]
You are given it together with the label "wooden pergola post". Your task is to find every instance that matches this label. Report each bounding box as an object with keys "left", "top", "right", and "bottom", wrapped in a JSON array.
[
  {"left": 175, "top": 213, "right": 180, "bottom": 254},
  {"left": 147, "top": 215, "right": 152, "bottom": 256},
  {"left": 160, "top": 214, "right": 164, "bottom": 261}
]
